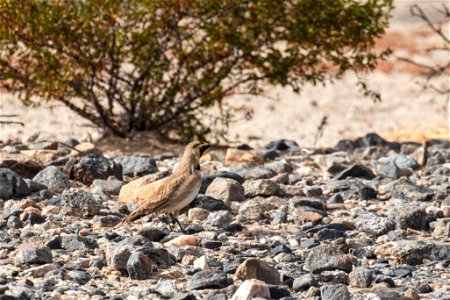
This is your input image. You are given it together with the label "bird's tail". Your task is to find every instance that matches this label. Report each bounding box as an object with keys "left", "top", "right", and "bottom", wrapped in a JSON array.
[{"left": 113, "top": 208, "right": 146, "bottom": 229}]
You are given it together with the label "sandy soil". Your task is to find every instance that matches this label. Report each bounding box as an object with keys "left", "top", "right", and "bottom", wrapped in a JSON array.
[{"left": 0, "top": 1, "right": 448, "bottom": 151}]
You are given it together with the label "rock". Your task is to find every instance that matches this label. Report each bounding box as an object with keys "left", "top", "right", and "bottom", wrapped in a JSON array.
[
  {"left": 374, "top": 275, "right": 395, "bottom": 288},
  {"left": 377, "top": 155, "right": 418, "bottom": 178},
  {"left": 57, "top": 235, "right": 98, "bottom": 251},
  {"left": 320, "top": 284, "right": 351, "bottom": 300},
  {"left": 234, "top": 258, "right": 280, "bottom": 284},
  {"left": 327, "top": 194, "right": 344, "bottom": 205},
  {"left": 231, "top": 279, "right": 270, "bottom": 300},
  {"left": 201, "top": 240, "right": 222, "bottom": 250},
  {"left": 14, "top": 246, "right": 52, "bottom": 265},
  {"left": 70, "top": 153, "right": 122, "bottom": 184},
  {"left": 153, "top": 279, "right": 179, "bottom": 298},
  {"left": 389, "top": 207, "right": 430, "bottom": 231},
  {"left": 164, "top": 235, "right": 199, "bottom": 247},
  {"left": 73, "top": 142, "right": 100, "bottom": 155},
  {"left": 113, "top": 155, "right": 158, "bottom": 177},
  {"left": 225, "top": 148, "right": 264, "bottom": 166},
  {"left": 272, "top": 205, "right": 289, "bottom": 224},
  {"left": 316, "top": 228, "right": 346, "bottom": 241},
  {"left": 291, "top": 206, "right": 326, "bottom": 224},
  {"left": 379, "top": 177, "right": 434, "bottom": 201},
  {"left": 92, "top": 214, "right": 122, "bottom": 227},
  {"left": 205, "top": 177, "right": 245, "bottom": 204},
  {"left": 0, "top": 168, "right": 31, "bottom": 199},
  {"left": 32, "top": 166, "right": 70, "bottom": 193},
  {"left": 238, "top": 199, "right": 264, "bottom": 221},
  {"left": 20, "top": 263, "right": 58, "bottom": 278},
  {"left": 303, "top": 186, "right": 323, "bottom": 197},
  {"left": 67, "top": 270, "right": 91, "bottom": 285},
  {"left": 138, "top": 227, "right": 167, "bottom": 242},
  {"left": 324, "top": 179, "right": 377, "bottom": 200},
  {"left": 355, "top": 214, "right": 396, "bottom": 237},
  {"left": 24, "top": 179, "right": 47, "bottom": 193},
  {"left": 265, "top": 139, "right": 299, "bottom": 151},
  {"left": 0, "top": 159, "right": 43, "bottom": 178},
  {"left": 7, "top": 216, "right": 24, "bottom": 229},
  {"left": 189, "top": 270, "right": 228, "bottom": 290},
  {"left": 264, "top": 159, "right": 293, "bottom": 173},
  {"left": 91, "top": 179, "right": 124, "bottom": 196},
  {"left": 349, "top": 267, "right": 374, "bottom": 288},
  {"left": 320, "top": 270, "right": 349, "bottom": 284},
  {"left": 335, "top": 164, "right": 375, "bottom": 180},
  {"left": 243, "top": 179, "right": 283, "bottom": 197},
  {"left": 188, "top": 207, "right": 208, "bottom": 222},
  {"left": 200, "top": 172, "right": 244, "bottom": 194},
  {"left": 110, "top": 247, "right": 132, "bottom": 272},
  {"left": 189, "top": 195, "right": 230, "bottom": 211},
  {"left": 304, "top": 245, "right": 353, "bottom": 273},
  {"left": 61, "top": 188, "right": 101, "bottom": 218},
  {"left": 233, "top": 166, "right": 276, "bottom": 180},
  {"left": 293, "top": 274, "right": 318, "bottom": 291},
  {"left": 204, "top": 210, "right": 233, "bottom": 229},
  {"left": 127, "top": 251, "right": 153, "bottom": 280}
]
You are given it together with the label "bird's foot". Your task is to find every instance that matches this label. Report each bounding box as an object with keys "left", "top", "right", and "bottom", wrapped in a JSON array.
[{"left": 169, "top": 213, "right": 186, "bottom": 234}]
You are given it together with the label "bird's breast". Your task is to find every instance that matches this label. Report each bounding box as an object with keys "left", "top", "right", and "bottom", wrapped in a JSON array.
[{"left": 165, "top": 174, "right": 201, "bottom": 212}]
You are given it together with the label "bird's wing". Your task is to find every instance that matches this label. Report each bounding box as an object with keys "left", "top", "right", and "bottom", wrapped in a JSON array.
[{"left": 114, "top": 172, "right": 187, "bottom": 228}]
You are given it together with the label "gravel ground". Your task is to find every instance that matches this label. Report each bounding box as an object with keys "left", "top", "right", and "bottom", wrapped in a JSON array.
[{"left": 0, "top": 134, "right": 449, "bottom": 299}]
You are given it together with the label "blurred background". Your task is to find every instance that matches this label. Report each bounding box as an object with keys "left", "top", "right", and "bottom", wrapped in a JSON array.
[{"left": 0, "top": 0, "right": 448, "bottom": 149}]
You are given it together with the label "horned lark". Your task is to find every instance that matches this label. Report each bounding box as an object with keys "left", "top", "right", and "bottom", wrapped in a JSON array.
[{"left": 114, "top": 141, "right": 211, "bottom": 231}]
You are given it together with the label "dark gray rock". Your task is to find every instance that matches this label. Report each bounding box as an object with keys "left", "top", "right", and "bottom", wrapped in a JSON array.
[
  {"left": 33, "top": 166, "right": 70, "bottom": 193},
  {"left": 349, "top": 267, "right": 374, "bottom": 288},
  {"left": 91, "top": 179, "right": 124, "bottom": 196},
  {"left": 24, "top": 179, "right": 47, "bottom": 193},
  {"left": 199, "top": 172, "right": 244, "bottom": 194},
  {"left": 14, "top": 246, "right": 52, "bottom": 265},
  {"left": 268, "top": 285, "right": 290, "bottom": 299},
  {"left": 374, "top": 275, "right": 395, "bottom": 288},
  {"left": 328, "top": 193, "right": 344, "bottom": 203},
  {"left": 61, "top": 188, "right": 101, "bottom": 218},
  {"left": 92, "top": 215, "right": 122, "bottom": 228},
  {"left": 272, "top": 205, "right": 289, "bottom": 224},
  {"left": 127, "top": 251, "right": 153, "bottom": 280},
  {"left": 7, "top": 216, "right": 24, "bottom": 229},
  {"left": 316, "top": 228, "right": 346, "bottom": 241},
  {"left": 243, "top": 179, "right": 283, "bottom": 197},
  {"left": 292, "top": 274, "right": 318, "bottom": 291},
  {"left": 320, "top": 270, "right": 349, "bottom": 284},
  {"left": 110, "top": 246, "right": 132, "bottom": 272},
  {"left": 138, "top": 227, "right": 167, "bottom": 242},
  {"left": 67, "top": 270, "right": 91, "bottom": 285},
  {"left": 325, "top": 179, "right": 377, "bottom": 200},
  {"left": 389, "top": 207, "right": 430, "bottom": 231},
  {"left": 153, "top": 279, "right": 179, "bottom": 297},
  {"left": 320, "top": 284, "right": 351, "bottom": 300},
  {"left": 201, "top": 240, "right": 222, "bottom": 250},
  {"left": 71, "top": 153, "right": 122, "bottom": 184},
  {"left": 291, "top": 197, "right": 325, "bottom": 210},
  {"left": 304, "top": 245, "right": 353, "bottom": 273},
  {"left": 264, "top": 159, "right": 293, "bottom": 173},
  {"left": 113, "top": 156, "right": 158, "bottom": 177},
  {"left": 335, "top": 164, "right": 375, "bottom": 180},
  {"left": 188, "top": 270, "right": 228, "bottom": 290},
  {"left": 189, "top": 195, "right": 230, "bottom": 211},
  {"left": 233, "top": 166, "right": 276, "bottom": 180},
  {"left": 379, "top": 177, "right": 434, "bottom": 201},
  {"left": 377, "top": 155, "right": 418, "bottom": 178},
  {"left": 265, "top": 139, "right": 299, "bottom": 151},
  {"left": 0, "top": 168, "right": 31, "bottom": 199},
  {"left": 303, "top": 186, "right": 323, "bottom": 197},
  {"left": 54, "top": 235, "right": 98, "bottom": 251}
]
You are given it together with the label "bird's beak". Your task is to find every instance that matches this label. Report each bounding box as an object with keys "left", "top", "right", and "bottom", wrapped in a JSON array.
[{"left": 198, "top": 142, "right": 211, "bottom": 158}]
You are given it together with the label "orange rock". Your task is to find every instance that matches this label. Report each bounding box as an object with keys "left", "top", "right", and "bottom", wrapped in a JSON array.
[
  {"left": 163, "top": 235, "right": 199, "bottom": 247},
  {"left": 19, "top": 207, "right": 42, "bottom": 221},
  {"left": 224, "top": 148, "right": 264, "bottom": 166}
]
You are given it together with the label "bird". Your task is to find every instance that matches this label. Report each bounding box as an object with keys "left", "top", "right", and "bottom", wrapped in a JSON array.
[{"left": 114, "top": 141, "right": 211, "bottom": 232}]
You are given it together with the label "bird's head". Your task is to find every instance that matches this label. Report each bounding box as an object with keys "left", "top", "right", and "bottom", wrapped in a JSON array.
[{"left": 185, "top": 141, "right": 211, "bottom": 161}]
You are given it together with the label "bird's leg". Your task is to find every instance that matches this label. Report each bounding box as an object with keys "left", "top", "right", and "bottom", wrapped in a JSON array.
[
  {"left": 160, "top": 213, "right": 174, "bottom": 231},
  {"left": 170, "top": 212, "right": 186, "bottom": 234}
]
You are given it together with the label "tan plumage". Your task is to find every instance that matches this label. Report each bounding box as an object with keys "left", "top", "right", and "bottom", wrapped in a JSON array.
[{"left": 114, "top": 141, "right": 210, "bottom": 229}]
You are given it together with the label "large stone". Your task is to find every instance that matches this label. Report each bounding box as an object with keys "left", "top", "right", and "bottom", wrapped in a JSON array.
[
  {"left": 231, "top": 279, "right": 271, "bottom": 300},
  {"left": 304, "top": 245, "right": 353, "bottom": 273},
  {"left": 189, "top": 195, "right": 230, "bottom": 211},
  {"left": 61, "top": 188, "right": 101, "bottom": 218},
  {"left": 320, "top": 284, "right": 351, "bottom": 300},
  {"left": 127, "top": 251, "right": 153, "bottom": 280},
  {"left": 200, "top": 172, "right": 244, "bottom": 194},
  {"left": 32, "top": 166, "right": 70, "bottom": 193},
  {"left": 293, "top": 274, "right": 318, "bottom": 291},
  {"left": 243, "top": 179, "right": 283, "bottom": 198},
  {"left": 205, "top": 177, "right": 245, "bottom": 204},
  {"left": 233, "top": 166, "right": 276, "bottom": 180},
  {"left": 189, "top": 270, "right": 228, "bottom": 290},
  {"left": 114, "top": 155, "right": 158, "bottom": 177},
  {"left": 234, "top": 258, "right": 280, "bottom": 285},
  {"left": 91, "top": 179, "right": 124, "bottom": 196},
  {"left": 14, "top": 246, "right": 52, "bottom": 265},
  {"left": 355, "top": 214, "right": 396, "bottom": 237},
  {"left": 204, "top": 210, "right": 233, "bottom": 229},
  {"left": 0, "top": 168, "right": 30, "bottom": 199},
  {"left": 379, "top": 177, "right": 434, "bottom": 201},
  {"left": 389, "top": 207, "right": 431, "bottom": 231},
  {"left": 335, "top": 164, "right": 375, "bottom": 180},
  {"left": 71, "top": 153, "right": 122, "bottom": 184},
  {"left": 349, "top": 267, "right": 374, "bottom": 288},
  {"left": 377, "top": 154, "right": 418, "bottom": 178}
]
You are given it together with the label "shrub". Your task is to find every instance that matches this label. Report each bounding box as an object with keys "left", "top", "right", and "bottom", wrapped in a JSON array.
[{"left": 0, "top": 0, "right": 393, "bottom": 140}]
